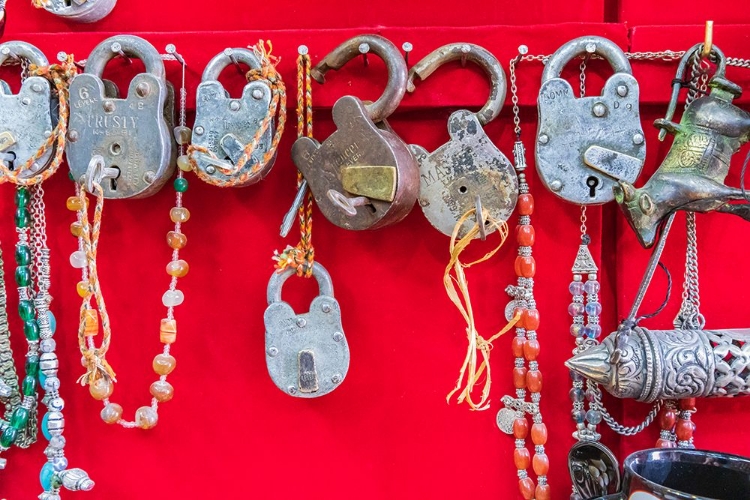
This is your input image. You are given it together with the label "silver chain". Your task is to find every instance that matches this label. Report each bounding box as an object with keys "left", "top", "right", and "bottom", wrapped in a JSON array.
[
  {"left": 579, "top": 56, "right": 587, "bottom": 98},
  {"left": 592, "top": 386, "right": 662, "bottom": 435}
]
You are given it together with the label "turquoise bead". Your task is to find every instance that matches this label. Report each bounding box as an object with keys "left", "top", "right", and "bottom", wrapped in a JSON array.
[
  {"left": 14, "top": 207, "right": 30, "bottom": 228},
  {"left": 18, "top": 300, "right": 34, "bottom": 321},
  {"left": 21, "top": 375, "right": 36, "bottom": 396},
  {"left": 174, "top": 177, "right": 188, "bottom": 192},
  {"left": 25, "top": 355, "right": 40, "bottom": 377},
  {"left": 38, "top": 370, "right": 47, "bottom": 386},
  {"left": 40, "top": 462, "right": 55, "bottom": 491},
  {"left": 14, "top": 245, "right": 31, "bottom": 266},
  {"left": 10, "top": 407, "right": 29, "bottom": 429},
  {"left": 47, "top": 310, "right": 56, "bottom": 334},
  {"left": 0, "top": 426, "right": 17, "bottom": 447},
  {"left": 41, "top": 412, "right": 51, "bottom": 440},
  {"left": 15, "top": 265, "right": 31, "bottom": 287},
  {"left": 14, "top": 187, "right": 29, "bottom": 207},
  {"left": 23, "top": 320, "right": 39, "bottom": 341}
]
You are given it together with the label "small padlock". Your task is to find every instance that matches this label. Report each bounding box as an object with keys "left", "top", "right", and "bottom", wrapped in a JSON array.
[
  {"left": 191, "top": 48, "right": 275, "bottom": 186},
  {"left": 407, "top": 43, "right": 517, "bottom": 238},
  {"left": 36, "top": 0, "right": 116, "bottom": 23},
  {"left": 536, "top": 36, "right": 646, "bottom": 205},
  {"left": 0, "top": 41, "right": 57, "bottom": 180},
  {"left": 291, "top": 34, "right": 419, "bottom": 230},
  {"left": 264, "top": 263, "right": 349, "bottom": 398},
  {"left": 66, "top": 35, "right": 175, "bottom": 198}
]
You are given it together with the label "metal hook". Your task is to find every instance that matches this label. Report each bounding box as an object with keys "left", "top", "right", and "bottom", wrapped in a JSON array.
[
  {"left": 402, "top": 42, "right": 413, "bottom": 65},
  {"left": 513, "top": 45, "right": 528, "bottom": 65},
  {"left": 165, "top": 44, "right": 186, "bottom": 67},
  {"left": 85, "top": 155, "right": 119, "bottom": 194},
  {"left": 224, "top": 48, "right": 245, "bottom": 75},
  {"left": 298, "top": 45, "right": 309, "bottom": 57},
  {"left": 359, "top": 42, "right": 370, "bottom": 67},
  {"left": 701, "top": 20, "right": 714, "bottom": 59},
  {"left": 110, "top": 42, "right": 132, "bottom": 64},
  {"left": 475, "top": 195, "right": 487, "bottom": 241},
  {"left": 0, "top": 46, "right": 19, "bottom": 64}
]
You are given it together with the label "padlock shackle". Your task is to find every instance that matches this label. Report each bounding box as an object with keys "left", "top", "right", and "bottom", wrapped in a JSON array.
[
  {"left": 84, "top": 35, "right": 166, "bottom": 81},
  {"left": 267, "top": 262, "right": 334, "bottom": 305},
  {"left": 310, "top": 34, "right": 407, "bottom": 123},
  {"left": 0, "top": 41, "right": 49, "bottom": 68},
  {"left": 406, "top": 43, "right": 506, "bottom": 126},
  {"left": 201, "top": 48, "right": 262, "bottom": 82},
  {"left": 542, "top": 36, "right": 631, "bottom": 83}
]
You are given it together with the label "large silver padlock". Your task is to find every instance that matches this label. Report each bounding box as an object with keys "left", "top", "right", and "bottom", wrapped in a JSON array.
[
  {"left": 67, "top": 35, "right": 175, "bottom": 198},
  {"left": 264, "top": 263, "right": 349, "bottom": 398},
  {"left": 191, "top": 48, "right": 275, "bottom": 186},
  {"left": 36, "top": 0, "right": 116, "bottom": 23},
  {"left": 407, "top": 43, "right": 517, "bottom": 237},
  {"left": 536, "top": 36, "right": 646, "bottom": 205},
  {"left": 0, "top": 41, "right": 57, "bottom": 180}
]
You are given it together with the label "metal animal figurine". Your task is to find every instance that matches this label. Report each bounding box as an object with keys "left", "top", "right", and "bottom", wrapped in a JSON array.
[{"left": 615, "top": 44, "right": 750, "bottom": 248}]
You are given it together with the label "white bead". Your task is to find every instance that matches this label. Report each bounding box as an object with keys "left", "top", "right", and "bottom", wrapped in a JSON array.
[
  {"left": 40, "top": 339, "right": 56, "bottom": 353},
  {"left": 44, "top": 376, "right": 60, "bottom": 392},
  {"left": 162, "top": 290, "right": 184, "bottom": 307},
  {"left": 49, "top": 397, "right": 64, "bottom": 412},
  {"left": 69, "top": 250, "right": 87, "bottom": 269}
]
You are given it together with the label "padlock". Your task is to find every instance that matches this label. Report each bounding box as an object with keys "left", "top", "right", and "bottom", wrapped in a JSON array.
[
  {"left": 407, "top": 43, "right": 517, "bottom": 238},
  {"left": 536, "top": 36, "right": 646, "bottom": 205},
  {"left": 35, "top": 0, "right": 116, "bottom": 23},
  {"left": 291, "top": 34, "right": 419, "bottom": 230},
  {"left": 264, "top": 262, "right": 349, "bottom": 398},
  {"left": 0, "top": 41, "right": 57, "bottom": 180},
  {"left": 66, "top": 35, "right": 175, "bottom": 198},
  {"left": 191, "top": 48, "right": 275, "bottom": 186}
]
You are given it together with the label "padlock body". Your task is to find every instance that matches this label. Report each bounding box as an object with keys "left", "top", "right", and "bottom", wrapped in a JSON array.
[{"left": 40, "top": 0, "right": 116, "bottom": 23}]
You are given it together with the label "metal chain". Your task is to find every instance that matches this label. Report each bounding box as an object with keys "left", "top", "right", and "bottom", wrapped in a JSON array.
[
  {"left": 592, "top": 386, "right": 662, "bottom": 436},
  {"left": 30, "top": 186, "right": 47, "bottom": 289},
  {"left": 580, "top": 206, "right": 587, "bottom": 236},
  {"left": 579, "top": 57, "right": 587, "bottom": 98}
]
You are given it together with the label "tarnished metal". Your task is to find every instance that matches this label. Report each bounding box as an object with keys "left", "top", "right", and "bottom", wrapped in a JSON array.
[
  {"left": 0, "top": 41, "right": 56, "bottom": 180},
  {"left": 36, "top": 0, "right": 116, "bottom": 23},
  {"left": 615, "top": 44, "right": 750, "bottom": 248},
  {"left": 67, "top": 35, "right": 175, "bottom": 198},
  {"left": 264, "top": 262, "right": 349, "bottom": 398},
  {"left": 291, "top": 35, "right": 418, "bottom": 230},
  {"left": 407, "top": 43, "right": 517, "bottom": 237},
  {"left": 191, "top": 48, "right": 275, "bottom": 186},
  {"left": 536, "top": 36, "right": 646, "bottom": 205},
  {"left": 569, "top": 441, "right": 621, "bottom": 499}
]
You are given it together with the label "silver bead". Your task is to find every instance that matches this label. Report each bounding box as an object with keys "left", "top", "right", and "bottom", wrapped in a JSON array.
[
  {"left": 59, "top": 468, "right": 95, "bottom": 491},
  {"left": 38, "top": 492, "right": 61, "bottom": 500},
  {"left": 40, "top": 338, "right": 56, "bottom": 353},
  {"left": 44, "top": 376, "right": 61, "bottom": 392},
  {"left": 46, "top": 411, "right": 64, "bottom": 436},
  {"left": 52, "top": 456, "right": 68, "bottom": 471},
  {"left": 48, "top": 397, "right": 64, "bottom": 412},
  {"left": 49, "top": 435, "right": 66, "bottom": 449},
  {"left": 40, "top": 353, "right": 59, "bottom": 377}
]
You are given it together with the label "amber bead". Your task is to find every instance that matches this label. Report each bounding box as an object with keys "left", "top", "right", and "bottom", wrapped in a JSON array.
[
  {"left": 519, "top": 477, "right": 535, "bottom": 500},
  {"left": 535, "top": 484, "right": 551, "bottom": 500},
  {"left": 101, "top": 403, "right": 123, "bottom": 424},
  {"left": 169, "top": 207, "right": 190, "bottom": 224},
  {"left": 70, "top": 222, "right": 83, "bottom": 237},
  {"left": 513, "top": 448, "right": 530, "bottom": 469},
  {"left": 511, "top": 337, "right": 526, "bottom": 357},
  {"left": 153, "top": 354, "right": 177, "bottom": 376},
  {"left": 513, "top": 367, "right": 527, "bottom": 389},
  {"left": 89, "top": 378, "right": 113, "bottom": 400},
  {"left": 531, "top": 423, "right": 548, "bottom": 445},
  {"left": 523, "top": 339, "right": 540, "bottom": 361},
  {"left": 514, "top": 256, "right": 536, "bottom": 278},
  {"left": 522, "top": 309, "right": 540, "bottom": 331},
  {"left": 676, "top": 419, "right": 695, "bottom": 441},
  {"left": 678, "top": 398, "right": 696, "bottom": 411},
  {"left": 135, "top": 406, "right": 158, "bottom": 429},
  {"left": 66, "top": 196, "right": 83, "bottom": 211},
  {"left": 166, "top": 231, "right": 187, "bottom": 250},
  {"left": 83, "top": 310, "right": 99, "bottom": 337},
  {"left": 516, "top": 224, "right": 535, "bottom": 247},
  {"left": 166, "top": 259, "right": 189, "bottom": 278},
  {"left": 160, "top": 319, "right": 177, "bottom": 344},
  {"left": 526, "top": 370, "right": 543, "bottom": 393},
  {"left": 512, "top": 417, "right": 529, "bottom": 439},
  {"left": 656, "top": 438, "right": 676, "bottom": 448},
  {"left": 532, "top": 453, "right": 549, "bottom": 475},
  {"left": 517, "top": 194, "right": 534, "bottom": 216},
  {"left": 76, "top": 280, "right": 89, "bottom": 298},
  {"left": 660, "top": 409, "right": 676, "bottom": 430},
  {"left": 150, "top": 380, "right": 174, "bottom": 402}
]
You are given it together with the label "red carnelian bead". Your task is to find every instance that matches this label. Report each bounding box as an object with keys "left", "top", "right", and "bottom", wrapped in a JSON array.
[
  {"left": 535, "top": 484, "right": 551, "bottom": 500},
  {"left": 513, "top": 367, "right": 527, "bottom": 389},
  {"left": 513, "top": 448, "right": 530, "bottom": 469},
  {"left": 526, "top": 370, "right": 543, "bottom": 392},
  {"left": 656, "top": 438, "right": 676, "bottom": 448},
  {"left": 511, "top": 337, "right": 526, "bottom": 357},
  {"left": 533, "top": 453, "right": 550, "bottom": 475},
  {"left": 516, "top": 224, "right": 535, "bottom": 247},
  {"left": 519, "top": 478, "right": 535, "bottom": 500},
  {"left": 518, "top": 194, "right": 534, "bottom": 215},
  {"left": 678, "top": 398, "right": 696, "bottom": 411},
  {"left": 522, "top": 309, "right": 540, "bottom": 331},
  {"left": 514, "top": 256, "right": 536, "bottom": 278},
  {"left": 513, "top": 418, "right": 529, "bottom": 439},
  {"left": 676, "top": 419, "right": 695, "bottom": 441},
  {"left": 660, "top": 410, "right": 677, "bottom": 430},
  {"left": 523, "top": 339, "right": 540, "bottom": 361},
  {"left": 531, "top": 423, "right": 548, "bottom": 445}
]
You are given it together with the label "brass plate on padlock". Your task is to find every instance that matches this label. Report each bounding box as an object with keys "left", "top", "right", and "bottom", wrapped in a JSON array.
[
  {"left": 0, "top": 131, "right": 16, "bottom": 152},
  {"left": 341, "top": 165, "right": 397, "bottom": 202}
]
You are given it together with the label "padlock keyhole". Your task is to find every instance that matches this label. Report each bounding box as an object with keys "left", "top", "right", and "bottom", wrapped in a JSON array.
[
  {"left": 109, "top": 166, "right": 121, "bottom": 191},
  {"left": 586, "top": 176, "right": 599, "bottom": 198},
  {"left": 3, "top": 151, "right": 16, "bottom": 170},
  {"left": 63, "top": 0, "right": 71, "bottom": 6},
  {"left": 459, "top": 186, "right": 468, "bottom": 194}
]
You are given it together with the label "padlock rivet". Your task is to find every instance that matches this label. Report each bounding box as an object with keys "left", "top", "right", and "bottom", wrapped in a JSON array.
[
  {"left": 68, "top": 130, "right": 79, "bottom": 142},
  {"left": 268, "top": 346, "right": 279, "bottom": 357},
  {"left": 143, "top": 171, "right": 156, "bottom": 184},
  {"left": 21, "top": 97, "right": 30, "bottom": 106},
  {"left": 229, "top": 100, "right": 241, "bottom": 111},
  {"left": 206, "top": 165, "right": 217, "bottom": 175},
  {"left": 538, "top": 134, "right": 549, "bottom": 145},
  {"left": 194, "top": 126, "right": 205, "bottom": 136},
  {"left": 331, "top": 374, "right": 342, "bottom": 384},
  {"left": 549, "top": 179, "right": 563, "bottom": 192},
  {"left": 288, "top": 386, "right": 297, "bottom": 395},
  {"left": 251, "top": 88, "right": 264, "bottom": 100},
  {"left": 616, "top": 84, "right": 628, "bottom": 97},
  {"left": 333, "top": 332, "right": 343, "bottom": 342},
  {"left": 31, "top": 84, "right": 42, "bottom": 93},
  {"left": 633, "top": 133, "right": 644, "bottom": 145},
  {"left": 321, "top": 304, "right": 331, "bottom": 313},
  {"left": 135, "top": 82, "right": 150, "bottom": 98},
  {"left": 592, "top": 103, "right": 607, "bottom": 117},
  {"left": 103, "top": 100, "right": 115, "bottom": 113},
  {"left": 296, "top": 318, "right": 307, "bottom": 328}
]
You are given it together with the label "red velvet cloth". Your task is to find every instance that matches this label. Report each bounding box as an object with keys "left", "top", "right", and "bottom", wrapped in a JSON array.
[{"left": 0, "top": 5, "right": 748, "bottom": 499}]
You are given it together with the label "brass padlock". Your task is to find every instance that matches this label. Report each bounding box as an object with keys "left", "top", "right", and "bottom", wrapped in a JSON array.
[
  {"left": 291, "top": 35, "right": 419, "bottom": 230},
  {"left": 536, "top": 36, "right": 646, "bottom": 205},
  {"left": 407, "top": 43, "right": 517, "bottom": 238},
  {"left": 66, "top": 35, "right": 176, "bottom": 198}
]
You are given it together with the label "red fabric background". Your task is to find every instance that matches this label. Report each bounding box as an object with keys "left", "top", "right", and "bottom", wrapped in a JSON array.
[{"left": 0, "top": 3, "right": 748, "bottom": 499}]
